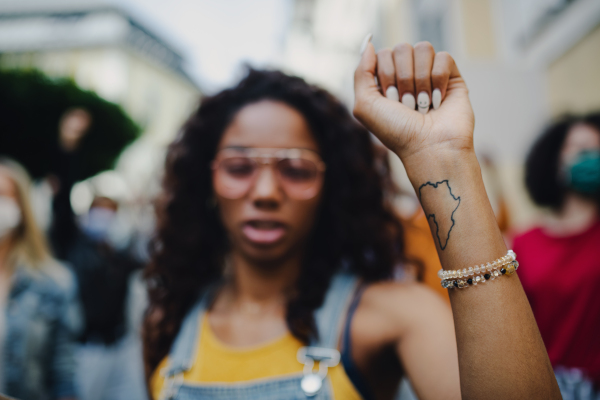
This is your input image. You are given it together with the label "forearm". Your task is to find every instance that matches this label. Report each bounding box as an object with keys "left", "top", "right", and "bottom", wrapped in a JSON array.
[{"left": 403, "top": 150, "right": 561, "bottom": 399}]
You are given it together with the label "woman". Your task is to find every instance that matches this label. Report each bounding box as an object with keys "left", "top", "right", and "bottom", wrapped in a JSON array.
[
  {"left": 0, "top": 158, "right": 80, "bottom": 399},
  {"left": 514, "top": 113, "right": 600, "bottom": 396},
  {"left": 145, "top": 39, "right": 561, "bottom": 399}
]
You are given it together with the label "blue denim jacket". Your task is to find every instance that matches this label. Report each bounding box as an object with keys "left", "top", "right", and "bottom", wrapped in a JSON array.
[{"left": 3, "top": 262, "right": 81, "bottom": 400}]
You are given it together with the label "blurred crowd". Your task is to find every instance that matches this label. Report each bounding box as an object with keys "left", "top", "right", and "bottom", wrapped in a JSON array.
[
  {"left": 0, "top": 103, "right": 599, "bottom": 399},
  {"left": 0, "top": 108, "right": 148, "bottom": 400}
]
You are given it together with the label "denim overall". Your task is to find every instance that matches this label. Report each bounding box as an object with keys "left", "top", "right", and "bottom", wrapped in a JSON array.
[{"left": 159, "top": 274, "right": 359, "bottom": 400}]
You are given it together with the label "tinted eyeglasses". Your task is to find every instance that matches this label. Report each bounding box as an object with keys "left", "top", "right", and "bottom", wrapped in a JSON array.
[{"left": 211, "top": 147, "right": 326, "bottom": 200}]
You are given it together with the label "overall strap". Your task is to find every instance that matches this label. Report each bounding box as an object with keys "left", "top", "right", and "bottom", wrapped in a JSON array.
[
  {"left": 296, "top": 273, "right": 359, "bottom": 397},
  {"left": 162, "top": 287, "right": 214, "bottom": 378},
  {"left": 313, "top": 273, "right": 359, "bottom": 349}
]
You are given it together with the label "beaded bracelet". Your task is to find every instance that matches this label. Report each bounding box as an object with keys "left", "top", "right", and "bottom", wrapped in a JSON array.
[{"left": 438, "top": 250, "right": 519, "bottom": 290}]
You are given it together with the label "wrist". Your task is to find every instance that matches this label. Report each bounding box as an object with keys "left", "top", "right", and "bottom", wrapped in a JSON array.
[
  {"left": 404, "top": 148, "right": 505, "bottom": 265},
  {"left": 393, "top": 134, "right": 474, "bottom": 165},
  {"left": 400, "top": 148, "right": 479, "bottom": 188}
]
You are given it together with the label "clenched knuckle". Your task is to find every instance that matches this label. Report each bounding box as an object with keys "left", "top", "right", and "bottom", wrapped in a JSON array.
[
  {"left": 414, "top": 71, "right": 429, "bottom": 80},
  {"left": 436, "top": 51, "right": 452, "bottom": 61},
  {"left": 380, "top": 66, "right": 395, "bottom": 77},
  {"left": 414, "top": 41, "right": 434, "bottom": 52},
  {"left": 393, "top": 43, "right": 412, "bottom": 55},
  {"left": 377, "top": 48, "right": 393, "bottom": 58},
  {"left": 397, "top": 76, "right": 413, "bottom": 87},
  {"left": 431, "top": 70, "right": 447, "bottom": 80}
]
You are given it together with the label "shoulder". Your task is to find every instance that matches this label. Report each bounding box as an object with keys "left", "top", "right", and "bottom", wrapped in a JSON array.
[
  {"left": 20, "top": 259, "right": 77, "bottom": 298},
  {"left": 361, "top": 280, "right": 446, "bottom": 310},
  {"left": 42, "top": 259, "right": 77, "bottom": 293},
  {"left": 354, "top": 280, "right": 451, "bottom": 343}
]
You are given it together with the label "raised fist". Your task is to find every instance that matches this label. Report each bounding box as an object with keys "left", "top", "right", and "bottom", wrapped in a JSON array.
[{"left": 353, "top": 38, "right": 475, "bottom": 163}]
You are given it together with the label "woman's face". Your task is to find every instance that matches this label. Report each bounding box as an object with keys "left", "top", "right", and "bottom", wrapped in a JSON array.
[
  {"left": 560, "top": 123, "right": 600, "bottom": 166},
  {"left": 0, "top": 169, "right": 18, "bottom": 201},
  {"left": 214, "top": 100, "right": 324, "bottom": 264},
  {"left": 0, "top": 168, "right": 22, "bottom": 242}
]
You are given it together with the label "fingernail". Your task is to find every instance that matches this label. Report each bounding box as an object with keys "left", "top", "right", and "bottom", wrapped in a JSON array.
[
  {"left": 417, "top": 91, "right": 430, "bottom": 114},
  {"left": 432, "top": 89, "right": 441, "bottom": 110},
  {"left": 359, "top": 33, "right": 373, "bottom": 55},
  {"left": 401, "top": 93, "right": 415, "bottom": 110},
  {"left": 386, "top": 86, "right": 399, "bottom": 102}
]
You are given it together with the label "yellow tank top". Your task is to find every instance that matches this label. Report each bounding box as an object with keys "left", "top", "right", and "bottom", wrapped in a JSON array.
[{"left": 151, "top": 314, "right": 362, "bottom": 400}]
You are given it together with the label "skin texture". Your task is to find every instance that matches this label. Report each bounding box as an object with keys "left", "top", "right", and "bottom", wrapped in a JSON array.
[
  {"left": 200, "top": 40, "right": 562, "bottom": 400},
  {"left": 215, "top": 101, "right": 323, "bottom": 267},
  {"left": 208, "top": 97, "right": 459, "bottom": 399},
  {"left": 208, "top": 99, "right": 458, "bottom": 400},
  {"left": 210, "top": 101, "right": 323, "bottom": 347},
  {"left": 354, "top": 40, "right": 561, "bottom": 399},
  {"left": 0, "top": 170, "right": 18, "bottom": 200}
]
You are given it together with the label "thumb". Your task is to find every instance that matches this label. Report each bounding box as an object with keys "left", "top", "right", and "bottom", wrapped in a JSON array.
[{"left": 354, "top": 34, "right": 379, "bottom": 99}]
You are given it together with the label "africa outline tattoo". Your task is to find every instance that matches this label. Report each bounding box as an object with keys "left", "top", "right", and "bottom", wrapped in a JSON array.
[{"left": 418, "top": 180, "right": 461, "bottom": 250}]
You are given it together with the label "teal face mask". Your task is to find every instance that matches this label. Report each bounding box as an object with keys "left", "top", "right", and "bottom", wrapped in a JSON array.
[{"left": 565, "top": 150, "right": 600, "bottom": 195}]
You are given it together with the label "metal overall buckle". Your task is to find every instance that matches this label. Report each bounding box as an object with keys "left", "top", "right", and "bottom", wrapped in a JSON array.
[
  {"left": 297, "top": 346, "right": 341, "bottom": 397},
  {"left": 159, "top": 372, "right": 184, "bottom": 400}
]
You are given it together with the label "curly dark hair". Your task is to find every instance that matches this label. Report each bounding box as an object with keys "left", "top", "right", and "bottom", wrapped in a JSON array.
[
  {"left": 525, "top": 112, "right": 600, "bottom": 210},
  {"left": 142, "top": 69, "right": 414, "bottom": 381}
]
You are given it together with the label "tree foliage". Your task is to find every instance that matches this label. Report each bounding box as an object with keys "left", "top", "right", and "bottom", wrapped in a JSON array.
[{"left": 0, "top": 69, "right": 140, "bottom": 180}]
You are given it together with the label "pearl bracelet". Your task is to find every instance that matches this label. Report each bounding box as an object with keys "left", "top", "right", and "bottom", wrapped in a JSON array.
[{"left": 438, "top": 250, "right": 519, "bottom": 289}]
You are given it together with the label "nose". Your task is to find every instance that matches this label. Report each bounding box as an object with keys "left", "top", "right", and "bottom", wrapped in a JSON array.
[{"left": 249, "top": 165, "right": 283, "bottom": 209}]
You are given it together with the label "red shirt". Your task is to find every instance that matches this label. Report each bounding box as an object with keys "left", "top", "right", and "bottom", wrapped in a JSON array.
[{"left": 513, "top": 220, "right": 600, "bottom": 385}]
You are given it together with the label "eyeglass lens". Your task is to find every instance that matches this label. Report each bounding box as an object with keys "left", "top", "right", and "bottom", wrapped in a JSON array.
[{"left": 214, "top": 156, "right": 322, "bottom": 199}]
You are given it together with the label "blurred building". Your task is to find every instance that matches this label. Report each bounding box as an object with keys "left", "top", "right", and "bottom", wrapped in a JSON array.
[
  {"left": 0, "top": 0, "right": 202, "bottom": 197},
  {"left": 282, "top": 0, "right": 600, "bottom": 230}
]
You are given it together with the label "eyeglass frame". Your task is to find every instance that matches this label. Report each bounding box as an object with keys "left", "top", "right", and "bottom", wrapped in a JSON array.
[{"left": 210, "top": 147, "right": 327, "bottom": 200}]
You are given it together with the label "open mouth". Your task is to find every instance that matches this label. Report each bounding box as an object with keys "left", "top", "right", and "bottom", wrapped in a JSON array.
[{"left": 242, "top": 220, "right": 287, "bottom": 245}]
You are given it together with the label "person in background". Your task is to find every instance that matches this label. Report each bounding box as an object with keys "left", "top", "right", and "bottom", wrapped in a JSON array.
[
  {"left": 49, "top": 108, "right": 92, "bottom": 260},
  {"left": 46, "top": 107, "right": 146, "bottom": 399},
  {"left": 513, "top": 112, "right": 600, "bottom": 398},
  {"left": 69, "top": 195, "right": 141, "bottom": 344},
  {"left": 0, "top": 157, "right": 80, "bottom": 400},
  {"left": 65, "top": 194, "right": 145, "bottom": 400}
]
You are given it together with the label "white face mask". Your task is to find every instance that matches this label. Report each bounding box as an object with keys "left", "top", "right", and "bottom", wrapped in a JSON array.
[
  {"left": 80, "top": 207, "right": 116, "bottom": 242},
  {"left": 0, "top": 196, "right": 22, "bottom": 240}
]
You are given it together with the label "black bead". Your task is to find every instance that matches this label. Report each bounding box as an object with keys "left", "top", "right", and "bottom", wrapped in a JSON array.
[
  {"left": 467, "top": 278, "right": 473, "bottom": 285},
  {"left": 453, "top": 280, "right": 459, "bottom": 288},
  {"left": 484, "top": 273, "right": 491, "bottom": 280},
  {"left": 500, "top": 268, "right": 506, "bottom": 274}
]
